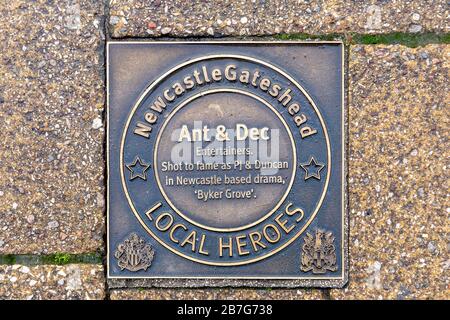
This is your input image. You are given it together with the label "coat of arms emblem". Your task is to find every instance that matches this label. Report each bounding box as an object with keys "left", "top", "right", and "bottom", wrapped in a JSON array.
[
  {"left": 114, "top": 233, "right": 155, "bottom": 272},
  {"left": 300, "top": 229, "right": 337, "bottom": 274}
]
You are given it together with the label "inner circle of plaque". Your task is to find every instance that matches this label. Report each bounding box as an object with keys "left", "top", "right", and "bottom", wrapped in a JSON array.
[{"left": 154, "top": 89, "right": 296, "bottom": 232}]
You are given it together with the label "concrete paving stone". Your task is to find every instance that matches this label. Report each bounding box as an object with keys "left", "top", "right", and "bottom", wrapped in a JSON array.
[
  {"left": 110, "top": 288, "right": 324, "bottom": 300},
  {"left": 330, "top": 44, "right": 449, "bottom": 300},
  {"left": 109, "top": 0, "right": 449, "bottom": 37},
  {"left": 0, "top": 0, "right": 105, "bottom": 253},
  {"left": 1, "top": 0, "right": 449, "bottom": 301},
  {"left": 0, "top": 264, "right": 105, "bottom": 300}
]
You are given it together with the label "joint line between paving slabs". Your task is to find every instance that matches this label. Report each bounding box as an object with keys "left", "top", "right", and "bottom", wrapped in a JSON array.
[
  {"left": 108, "top": 32, "right": 449, "bottom": 48},
  {"left": 0, "top": 253, "right": 103, "bottom": 266}
]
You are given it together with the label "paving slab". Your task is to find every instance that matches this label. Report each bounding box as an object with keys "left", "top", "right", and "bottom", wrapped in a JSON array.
[
  {"left": 331, "top": 44, "right": 449, "bottom": 300},
  {"left": 110, "top": 288, "right": 324, "bottom": 300},
  {"left": 0, "top": 1, "right": 105, "bottom": 253},
  {"left": 0, "top": 264, "right": 105, "bottom": 300},
  {"left": 109, "top": 0, "right": 449, "bottom": 38}
]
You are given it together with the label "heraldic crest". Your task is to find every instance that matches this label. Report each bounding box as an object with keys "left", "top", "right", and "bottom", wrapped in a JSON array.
[
  {"left": 300, "top": 229, "right": 337, "bottom": 274},
  {"left": 114, "top": 233, "right": 155, "bottom": 272}
]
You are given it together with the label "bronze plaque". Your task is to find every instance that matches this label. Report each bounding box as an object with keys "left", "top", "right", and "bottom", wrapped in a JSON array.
[{"left": 107, "top": 41, "right": 347, "bottom": 287}]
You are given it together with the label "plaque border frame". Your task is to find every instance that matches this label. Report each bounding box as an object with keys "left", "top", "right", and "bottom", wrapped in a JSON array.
[{"left": 106, "top": 40, "right": 348, "bottom": 288}]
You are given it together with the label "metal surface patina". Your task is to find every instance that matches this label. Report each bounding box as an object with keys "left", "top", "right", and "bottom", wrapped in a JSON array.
[{"left": 107, "top": 41, "right": 347, "bottom": 287}]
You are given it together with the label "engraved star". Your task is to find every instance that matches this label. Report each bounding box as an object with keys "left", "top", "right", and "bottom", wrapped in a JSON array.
[
  {"left": 126, "top": 156, "right": 151, "bottom": 181},
  {"left": 300, "top": 157, "right": 325, "bottom": 181}
]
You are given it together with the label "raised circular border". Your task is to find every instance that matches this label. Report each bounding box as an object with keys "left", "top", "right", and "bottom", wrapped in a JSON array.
[
  {"left": 119, "top": 54, "right": 331, "bottom": 266},
  {"left": 153, "top": 88, "right": 297, "bottom": 232}
]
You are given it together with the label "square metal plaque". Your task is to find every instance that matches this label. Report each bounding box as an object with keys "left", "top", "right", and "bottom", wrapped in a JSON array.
[{"left": 107, "top": 41, "right": 347, "bottom": 287}]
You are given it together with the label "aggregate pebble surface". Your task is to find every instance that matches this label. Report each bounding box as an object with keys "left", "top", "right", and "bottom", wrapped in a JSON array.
[
  {"left": 1, "top": 0, "right": 449, "bottom": 301},
  {"left": 0, "top": 1, "right": 105, "bottom": 253},
  {"left": 0, "top": 264, "right": 105, "bottom": 299},
  {"left": 109, "top": 0, "right": 449, "bottom": 38},
  {"left": 110, "top": 288, "right": 324, "bottom": 300},
  {"left": 330, "top": 44, "right": 449, "bottom": 299}
]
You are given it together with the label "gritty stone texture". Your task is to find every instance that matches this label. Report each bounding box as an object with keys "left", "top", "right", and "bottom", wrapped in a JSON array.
[
  {"left": 0, "top": 1, "right": 105, "bottom": 253},
  {"left": 0, "top": 264, "right": 105, "bottom": 300},
  {"left": 110, "top": 288, "right": 323, "bottom": 300},
  {"left": 108, "top": 0, "right": 449, "bottom": 37},
  {"left": 1, "top": 0, "right": 449, "bottom": 301},
  {"left": 331, "top": 45, "right": 449, "bottom": 300}
]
